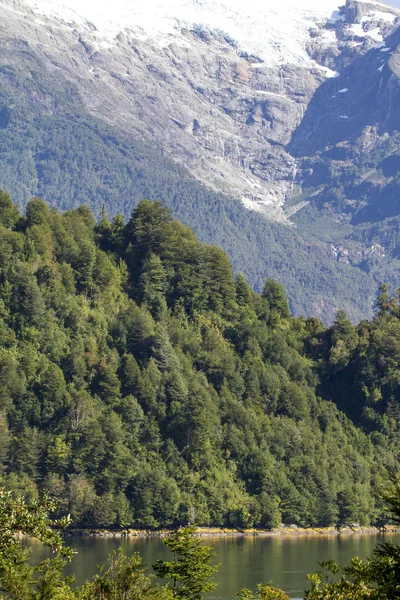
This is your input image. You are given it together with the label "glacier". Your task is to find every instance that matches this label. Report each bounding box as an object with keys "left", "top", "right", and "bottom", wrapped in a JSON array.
[{"left": 24, "top": 0, "right": 345, "bottom": 66}]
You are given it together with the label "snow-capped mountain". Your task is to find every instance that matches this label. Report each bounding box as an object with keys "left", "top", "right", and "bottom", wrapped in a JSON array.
[
  {"left": 2, "top": 0, "right": 397, "bottom": 220},
  {"left": 0, "top": 0, "right": 399, "bottom": 218},
  {"left": 24, "top": 0, "right": 345, "bottom": 67}
]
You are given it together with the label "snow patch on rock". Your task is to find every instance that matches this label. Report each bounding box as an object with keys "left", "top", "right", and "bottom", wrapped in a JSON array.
[
  {"left": 363, "top": 10, "right": 396, "bottom": 23},
  {"left": 349, "top": 22, "right": 383, "bottom": 42}
]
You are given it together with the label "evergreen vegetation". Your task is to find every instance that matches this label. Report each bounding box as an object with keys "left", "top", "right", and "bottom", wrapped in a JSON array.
[
  {"left": 153, "top": 526, "right": 218, "bottom": 599},
  {"left": 0, "top": 192, "right": 399, "bottom": 530},
  {"left": 0, "top": 489, "right": 172, "bottom": 599}
]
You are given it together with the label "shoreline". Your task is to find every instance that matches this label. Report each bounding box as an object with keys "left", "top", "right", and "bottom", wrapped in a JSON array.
[{"left": 66, "top": 525, "right": 400, "bottom": 539}]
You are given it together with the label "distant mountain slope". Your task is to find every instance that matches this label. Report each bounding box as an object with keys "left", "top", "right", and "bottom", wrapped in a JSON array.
[
  {"left": 287, "top": 12, "right": 400, "bottom": 280},
  {"left": 0, "top": 0, "right": 400, "bottom": 321},
  {"left": 10, "top": 0, "right": 397, "bottom": 218},
  {"left": 0, "top": 72, "right": 381, "bottom": 321}
]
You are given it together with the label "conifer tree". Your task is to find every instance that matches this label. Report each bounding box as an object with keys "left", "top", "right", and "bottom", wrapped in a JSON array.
[
  {"left": 153, "top": 526, "right": 218, "bottom": 600},
  {"left": 262, "top": 279, "right": 290, "bottom": 320},
  {"left": 376, "top": 283, "right": 391, "bottom": 317},
  {"left": 0, "top": 190, "right": 19, "bottom": 228},
  {"left": 140, "top": 253, "right": 168, "bottom": 318}
]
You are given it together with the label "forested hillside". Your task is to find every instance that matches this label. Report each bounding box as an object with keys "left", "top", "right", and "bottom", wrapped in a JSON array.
[{"left": 0, "top": 190, "right": 399, "bottom": 529}]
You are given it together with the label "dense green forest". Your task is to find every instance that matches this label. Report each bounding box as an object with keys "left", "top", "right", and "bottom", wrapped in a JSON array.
[{"left": 0, "top": 190, "right": 399, "bottom": 530}]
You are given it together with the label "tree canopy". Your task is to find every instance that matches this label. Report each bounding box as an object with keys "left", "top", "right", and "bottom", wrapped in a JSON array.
[{"left": 0, "top": 195, "right": 398, "bottom": 530}]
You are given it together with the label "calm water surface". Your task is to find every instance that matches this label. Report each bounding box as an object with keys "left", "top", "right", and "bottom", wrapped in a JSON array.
[{"left": 29, "top": 533, "right": 400, "bottom": 599}]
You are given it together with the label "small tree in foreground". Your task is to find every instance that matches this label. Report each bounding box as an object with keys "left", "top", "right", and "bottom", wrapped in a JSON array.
[
  {"left": 80, "top": 548, "right": 173, "bottom": 600},
  {"left": 153, "top": 526, "right": 219, "bottom": 599}
]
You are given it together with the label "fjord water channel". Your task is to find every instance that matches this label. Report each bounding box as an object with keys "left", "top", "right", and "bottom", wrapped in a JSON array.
[{"left": 29, "top": 533, "right": 400, "bottom": 599}]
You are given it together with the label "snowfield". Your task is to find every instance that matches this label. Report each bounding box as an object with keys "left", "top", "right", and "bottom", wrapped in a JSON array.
[{"left": 23, "top": 0, "right": 346, "bottom": 66}]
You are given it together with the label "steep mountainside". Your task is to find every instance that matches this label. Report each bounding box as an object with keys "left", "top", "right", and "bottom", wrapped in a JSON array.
[{"left": 0, "top": 0, "right": 400, "bottom": 321}]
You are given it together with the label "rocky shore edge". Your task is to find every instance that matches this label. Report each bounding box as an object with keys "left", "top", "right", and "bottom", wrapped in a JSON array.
[{"left": 66, "top": 525, "right": 400, "bottom": 538}]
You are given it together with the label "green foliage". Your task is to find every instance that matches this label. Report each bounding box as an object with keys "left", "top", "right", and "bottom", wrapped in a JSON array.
[
  {"left": 305, "top": 478, "right": 400, "bottom": 599},
  {"left": 0, "top": 194, "right": 398, "bottom": 531},
  {"left": 0, "top": 488, "right": 175, "bottom": 600},
  {"left": 305, "top": 559, "right": 377, "bottom": 600},
  {"left": 153, "top": 526, "right": 218, "bottom": 599},
  {"left": 237, "top": 584, "right": 290, "bottom": 600},
  {"left": 0, "top": 489, "right": 74, "bottom": 600},
  {"left": 4, "top": 476, "right": 400, "bottom": 600},
  {"left": 80, "top": 548, "right": 173, "bottom": 600},
  {"left": 262, "top": 279, "right": 290, "bottom": 321},
  {"left": 0, "top": 189, "right": 19, "bottom": 228}
]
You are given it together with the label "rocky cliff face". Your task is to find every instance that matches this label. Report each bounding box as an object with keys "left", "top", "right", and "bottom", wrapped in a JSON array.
[{"left": 292, "top": 25, "right": 400, "bottom": 222}]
